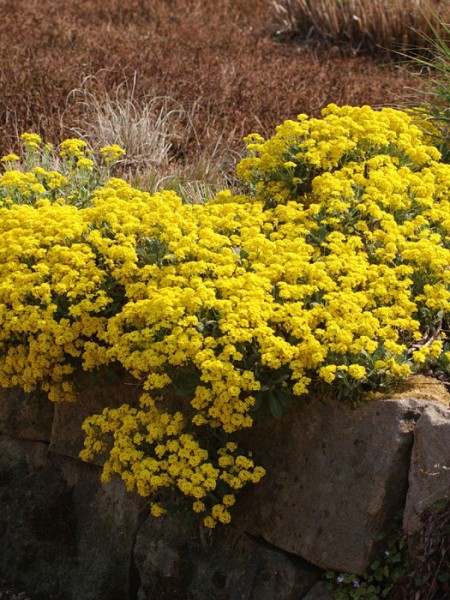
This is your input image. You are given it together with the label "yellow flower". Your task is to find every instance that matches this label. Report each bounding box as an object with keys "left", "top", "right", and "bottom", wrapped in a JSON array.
[
  {"left": 319, "top": 364, "right": 337, "bottom": 383},
  {"left": 150, "top": 503, "right": 166, "bottom": 517},
  {"left": 348, "top": 365, "right": 367, "bottom": 380},
  {"left": 60, "top": 138, "right": 87, "bottom": 160},
  {"left": 21, "top": 132, "right": 42, "bottom": 149},
  {"left": 203, "top": 516, "right": 216, "bottom": 529},
  {"left": 99, "top": 144, "right": 126, "bottom": 163},
  {"left": 192, "top": 501, "right": 206, "bottom": 513},
  {"left": 222, "top": 494, "right": 236, "bottom": 507},
  {"left": 77, "top": 157, "right": 94, "bottom": 171},
  {"left": 1, "top": 154, "right": 20, "bottom": 163}
]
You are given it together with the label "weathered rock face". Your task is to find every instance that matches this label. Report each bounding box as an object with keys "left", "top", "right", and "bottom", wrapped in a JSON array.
[
  {"left": 57, "top": 457, "right": 146, "bottom": 600},
  {"left": 134, "top": 516, "right": 320, "bottom": 600},
  {"left": 0, "top": 435, "right": 145, "bottom": 600},
  {"left": 234, "top": 395, "right": 437, "bottom": 575},
  {"left": 0, "top": 440, "right": 78, "bottom": 599},
  {"left": 0, "top": 387, "right": 54, "bottom": 442},
  {"left": 0, "top": 436, "right": 49, "bottom": 485},
  {"left": 302, "top": 581, "right": 334, "bottom": 600},
  {"left": 1, "top": 378, "right": 449, "bottom": 598},
  {"left": 403, "top": 403, "right": 450, "bottom": 537}
]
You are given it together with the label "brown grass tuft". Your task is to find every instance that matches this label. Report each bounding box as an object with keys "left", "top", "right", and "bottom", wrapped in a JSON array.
[{"left": 272, "top": 0, "right": 450, "bottom": 56}]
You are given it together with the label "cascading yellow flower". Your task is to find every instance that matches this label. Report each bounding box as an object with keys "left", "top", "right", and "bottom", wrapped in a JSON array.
[{"left": 1, "top": 105, "right": 450, "bottom": 526}]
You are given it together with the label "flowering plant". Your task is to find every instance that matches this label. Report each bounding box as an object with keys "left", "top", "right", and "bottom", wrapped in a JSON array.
[{"left": 1, "top": 105, "right": 449, "bottom": 526}]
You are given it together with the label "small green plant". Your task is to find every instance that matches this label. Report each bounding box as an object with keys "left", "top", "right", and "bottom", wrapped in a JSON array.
[
  {"left": 390, "top": 499, "right": 450, "bottom": 599},
  {"left": 0, "top": 133, "right": 124, "bottom": 209},
  {"left": 325, "top": 499, "right": 450, "bottom": 599},
  {"left": 325, "top": 520, "right": 410, "bottom": 599}
]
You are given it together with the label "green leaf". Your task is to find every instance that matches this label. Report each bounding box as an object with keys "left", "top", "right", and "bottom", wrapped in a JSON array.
[
  {"left": 268, "top": 393, "right": 283, "bottom": 419},
  {"left": 276, "top": 388, "right": 292, "bottom": 408},
  {"left": 250, "top": 392, "right": 263, "bottom": 412},
  {"left": 437, "top": 572, "right": 450, "bottom": 583},
  {"left": 275, "top": 373, "right": 290, "bottom": 383},
  {"left": 103, "top": 366, "right": 119, "bottom": 384}
]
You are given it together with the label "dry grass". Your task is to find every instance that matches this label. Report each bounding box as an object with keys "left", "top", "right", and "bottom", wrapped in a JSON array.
[
  {"left": 66, "top": 76, "right": 189, "bottom": 167},
  {"left": 63, "top": 75, "right": 243, "bottom": 195},
  {"left": 404, "top": 17, "right": 450, "bottom": 161},
  {"left": 390, "top": 498, "right": 450, "bottom": 599},
  {"left": 272, "top": 0, "right": 450, "bottom": 56},
  {"left": 0, "top": 0, "right": 421, "bottom": 165}
]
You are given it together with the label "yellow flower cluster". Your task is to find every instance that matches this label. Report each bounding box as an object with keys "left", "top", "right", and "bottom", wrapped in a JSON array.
[
  {"left": 21, "top": 132, "right": 42, "bottom": 150},
  {"left": 0, "top": 133, "right": 125, "bottom": 209},
  {"left": 80, "top": 398, "right": 264, "bottom": 528},
  {"left": 99, "top": 144, "right": 126, "bottom": 163},
  {"left": 1, "top": 104, "right": 450, "bottom": 525},
  {"left": 60, "top": 138, "right": 89, "bottom": 160},
  {"left": 238, "top": 103, "right": 441, "bottom": 208},
  {"left": 0, "top": 200, "right": 111, "bottom": 400}
]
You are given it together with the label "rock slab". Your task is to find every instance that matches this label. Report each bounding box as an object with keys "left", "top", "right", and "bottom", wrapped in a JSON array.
[
  {"left": 302, "top": 581, "right": 334, "bottom": 600},
  {"left": 234, "top": 396, "right": 436, "bottom": 575},
  {"left": 0, "top": 387, "right": 53, "bottom": 442},
  {"left": 403, "top": 403, "right": 450, "bottom": 537},
  {"left": 0, "top": 446, "right": 144, "bottom": 600},
  {"left": 0, "top": 435, "right": 49, "bottom": 486},
  {"left": 134, "top": 517, "right": 320, "bottom": 600}
]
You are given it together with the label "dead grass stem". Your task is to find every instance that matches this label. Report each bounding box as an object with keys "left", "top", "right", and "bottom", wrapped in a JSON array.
[
  {"left": 61, "top": 74, "right": 243, "bottom": 201},
  {"left": 272, "top": 0, "right": 450, "bottom": 55}
]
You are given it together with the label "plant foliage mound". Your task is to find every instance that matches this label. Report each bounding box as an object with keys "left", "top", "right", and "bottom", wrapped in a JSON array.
[{"left": 1, "top": 105, "right": 450, "bottom": 526}]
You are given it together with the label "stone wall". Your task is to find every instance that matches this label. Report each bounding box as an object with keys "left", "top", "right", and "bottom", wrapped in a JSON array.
[{"left": 0, "top": 376, "right": 449, "bottom": 599}]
